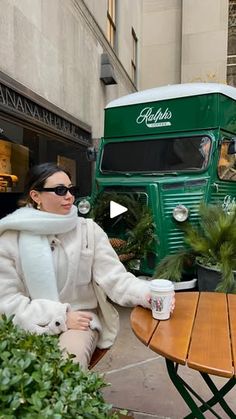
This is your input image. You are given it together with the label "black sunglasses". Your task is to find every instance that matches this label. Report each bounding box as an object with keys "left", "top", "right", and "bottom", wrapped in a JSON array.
[{"left": 37, "top": 186, "right": 77, "bottom": 196}]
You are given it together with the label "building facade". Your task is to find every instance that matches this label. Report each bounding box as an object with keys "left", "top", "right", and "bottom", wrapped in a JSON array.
[
  {"left": 0, "top": 0, "right": 142, "bottom": 216},
  {"left": 141, "top": 0, "right": 235, "bottom": 89}
]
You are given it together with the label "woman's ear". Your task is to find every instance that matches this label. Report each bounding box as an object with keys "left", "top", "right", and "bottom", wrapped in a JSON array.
[{"left": 29, "top": 190, "right": 41, "bottom": 206}]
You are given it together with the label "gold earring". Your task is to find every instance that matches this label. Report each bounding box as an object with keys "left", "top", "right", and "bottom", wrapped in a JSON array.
[{"left": 37, "top": 203, "right": 41, "bottom": 210}]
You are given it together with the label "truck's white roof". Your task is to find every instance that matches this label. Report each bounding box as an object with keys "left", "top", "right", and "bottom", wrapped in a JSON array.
[{"left": 106, "top": 83, "right": 236, "bottom": 109}]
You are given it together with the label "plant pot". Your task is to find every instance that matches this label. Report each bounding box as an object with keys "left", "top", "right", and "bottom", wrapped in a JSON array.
[
  {"left": 139, "top": 276, "right": 198, "bottom": 292},
  {"left": 197, "top": 263, "right": 236, "bottom": 291},
  {"left": 172, "top": 277, "right": 197, "bottom": 291}
]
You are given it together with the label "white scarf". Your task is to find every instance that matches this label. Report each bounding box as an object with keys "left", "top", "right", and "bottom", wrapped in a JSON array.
[{"left": 0, "top": 205, "right": 78, "bottom": 300}]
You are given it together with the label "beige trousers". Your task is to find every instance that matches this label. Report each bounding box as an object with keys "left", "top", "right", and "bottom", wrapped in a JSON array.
[{"left": 59, "top": 328, "right": 99, "bottom": 369}]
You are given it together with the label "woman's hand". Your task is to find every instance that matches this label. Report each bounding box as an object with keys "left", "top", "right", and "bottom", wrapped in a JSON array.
[
  {"left": 170, "top": 293, "right": 175, "bottom": 313},
  {"left": 66, "top": 311, "right": 93, "bottom": 331},
  {"left": 145, "top": 292, "right": 176, "bottom": 313}
]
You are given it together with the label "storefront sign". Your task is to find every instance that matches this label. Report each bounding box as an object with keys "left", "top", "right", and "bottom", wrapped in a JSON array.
[{"left": 0, "top": 82, "right": 90, "bottom": 144}]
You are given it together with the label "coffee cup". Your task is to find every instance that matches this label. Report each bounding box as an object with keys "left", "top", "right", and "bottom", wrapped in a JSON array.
[{"left": 150, "top": 279, "right": 174, "bottom": 320}]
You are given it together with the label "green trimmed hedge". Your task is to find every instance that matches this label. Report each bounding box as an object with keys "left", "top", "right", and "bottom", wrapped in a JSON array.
[{"left": 0, "top": 315, "right": 122, "bottom": 418}]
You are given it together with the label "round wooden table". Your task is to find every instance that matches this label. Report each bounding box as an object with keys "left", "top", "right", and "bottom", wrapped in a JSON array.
[{"left": 130, "top": 292, "right": 236, "bottom": 418}]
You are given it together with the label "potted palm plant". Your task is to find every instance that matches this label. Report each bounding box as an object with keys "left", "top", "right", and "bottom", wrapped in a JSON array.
[{"left": 154, "top": 202, "right": 236, "bottom": 293}]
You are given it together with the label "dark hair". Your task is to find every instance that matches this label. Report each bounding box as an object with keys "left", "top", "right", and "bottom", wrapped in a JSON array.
[{"left": 19, "top": 162, "right": 72, "bottom": 208}]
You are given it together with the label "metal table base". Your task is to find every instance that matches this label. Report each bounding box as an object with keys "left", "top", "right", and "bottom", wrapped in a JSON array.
[{"left": 166, "top": 359, "right": 236, "bottom": 418}]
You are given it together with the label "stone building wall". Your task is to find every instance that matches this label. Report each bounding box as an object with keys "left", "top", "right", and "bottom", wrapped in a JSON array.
[
  {"left": 0, "top": 0, "right": 142, "bottom": 139},
  {"left": 141, "top": 0, "right": 229, "bottom": 89}
]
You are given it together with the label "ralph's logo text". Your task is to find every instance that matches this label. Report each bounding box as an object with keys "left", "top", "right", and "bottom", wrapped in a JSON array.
[{"left": 136, "top": 107, "right": 172, "bottom": 128}]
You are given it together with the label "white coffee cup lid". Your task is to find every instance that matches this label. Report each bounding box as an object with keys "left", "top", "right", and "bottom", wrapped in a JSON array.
[{"left": 150, "top": 279, "right": 174, "bottom": 291}]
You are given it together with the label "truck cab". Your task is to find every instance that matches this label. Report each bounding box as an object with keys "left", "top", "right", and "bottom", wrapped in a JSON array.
[{"left": 78, "top": 83, "right": 236, "bottom": 275}]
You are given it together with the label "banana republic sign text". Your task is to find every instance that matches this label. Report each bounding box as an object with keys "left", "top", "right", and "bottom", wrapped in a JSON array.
[{"left": 0, "top": 82, "right": 90, "bottom": 144}]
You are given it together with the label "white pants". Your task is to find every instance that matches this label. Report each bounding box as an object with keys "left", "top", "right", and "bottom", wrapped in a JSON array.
[{"left": 59, "top": 328, "right": 99, "bottom": 369}]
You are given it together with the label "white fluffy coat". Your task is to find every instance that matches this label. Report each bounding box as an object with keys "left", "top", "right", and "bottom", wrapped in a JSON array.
[{"left": 0, "top": 208, "right": 150, "bottom": 348}]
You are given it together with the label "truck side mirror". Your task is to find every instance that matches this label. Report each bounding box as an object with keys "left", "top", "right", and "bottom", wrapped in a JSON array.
[
  {"left": 228, "top": 139, "right": 236, "bottom": 155},
  {"left": 86, "top": 147, "right": 97, "bottom": 162}
]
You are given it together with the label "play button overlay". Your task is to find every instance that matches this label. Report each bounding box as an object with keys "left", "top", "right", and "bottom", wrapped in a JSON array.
[{"left": 110, "top": 201, "right": 128, "bottom": 219}]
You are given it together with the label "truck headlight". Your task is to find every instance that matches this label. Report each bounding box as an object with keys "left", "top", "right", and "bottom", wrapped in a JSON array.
[
  {"left": 78, "top": 199, "right": 91, "bottom": 215},
  {"left": 173, "top": 205, "right": 189, "bottom": 222}
]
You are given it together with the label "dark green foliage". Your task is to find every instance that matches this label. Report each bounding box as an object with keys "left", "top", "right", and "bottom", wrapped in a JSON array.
[
  {"left": 154, "top": 251, "right": 195, "bottom": 282},
  {"left": 154, "top": 203, "right": 236, "bottom": 293},
  {"left": 92, "top": 192, "right": 156, "bottom": 271},
  {"left": 0, "top": 315, "right": 120, "bottom": 419}
]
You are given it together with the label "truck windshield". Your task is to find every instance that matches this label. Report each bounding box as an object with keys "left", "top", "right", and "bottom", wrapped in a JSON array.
[{"left": 101, "top": 136, "right": 211, "bottom": 173}]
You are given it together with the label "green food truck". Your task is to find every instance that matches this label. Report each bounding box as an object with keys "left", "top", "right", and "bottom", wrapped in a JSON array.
[{"left": 78, "top": 83, "right": 236, "bottom": 276}]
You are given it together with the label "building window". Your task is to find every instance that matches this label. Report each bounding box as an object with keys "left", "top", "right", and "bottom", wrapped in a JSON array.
[
  {"left": 131, "top": 28, "right": 138, "bottom": 84},
  {"left": 227, "top": 0, "right": 236, "bottom": 86},
  {"left": 107, "top": 0, "right": 116, "bottom": 48}
]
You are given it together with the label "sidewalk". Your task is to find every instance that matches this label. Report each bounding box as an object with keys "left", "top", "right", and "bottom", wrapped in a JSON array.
[{"left": 94, "top": 305, "right": 236, "bottom": 419}]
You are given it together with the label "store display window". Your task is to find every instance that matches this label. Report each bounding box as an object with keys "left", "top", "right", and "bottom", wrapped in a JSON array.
[{"left": 0, "top": 123, "right": 29, "bottom": 193}]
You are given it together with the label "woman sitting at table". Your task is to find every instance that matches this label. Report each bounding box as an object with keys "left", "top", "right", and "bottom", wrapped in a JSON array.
[{"left": 0, "top": 162, "right": 158, "bottom": 369}]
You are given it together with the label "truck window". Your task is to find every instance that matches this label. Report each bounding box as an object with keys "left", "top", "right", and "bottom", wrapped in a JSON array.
[
  {"left": 218, "top": 140, "right": 236, "bottom": 181},
  {"left": 101, "top": 135, "right": 211, "bottom": 173}
]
